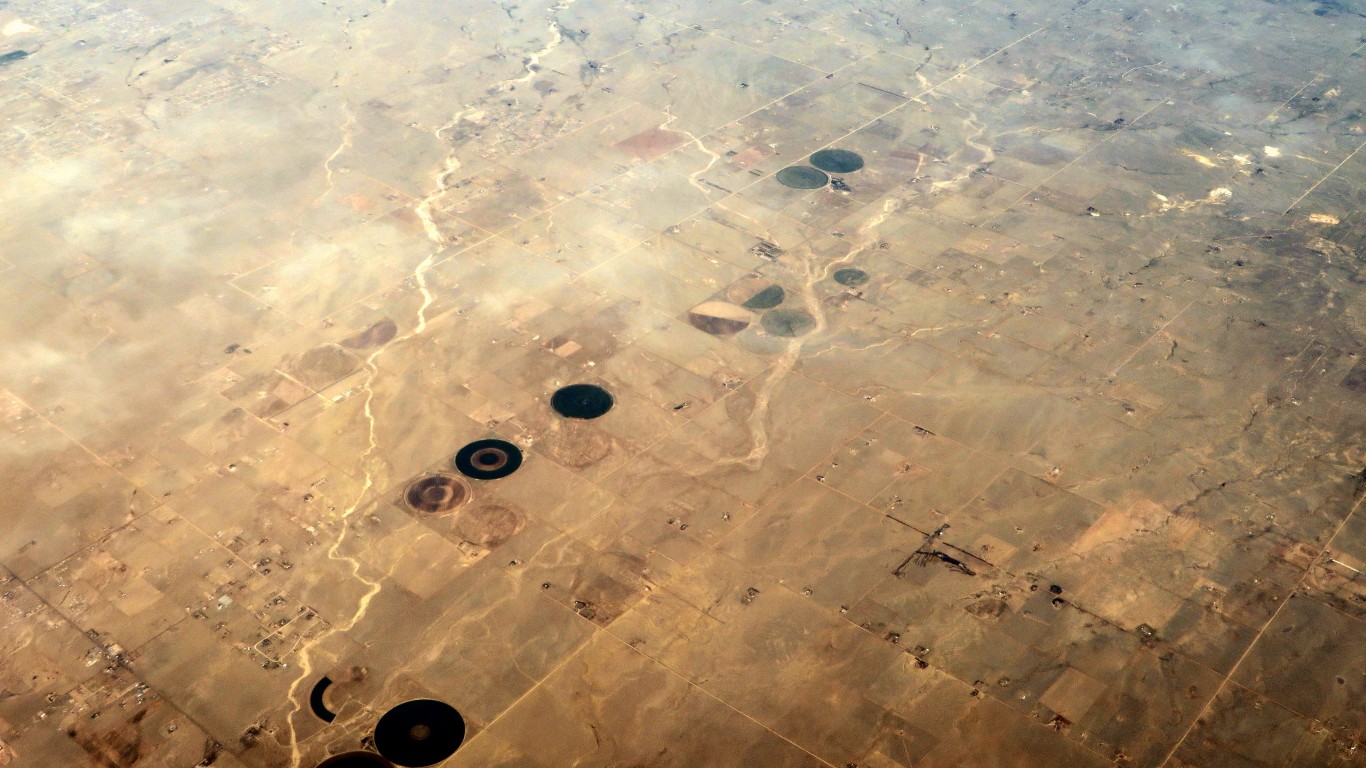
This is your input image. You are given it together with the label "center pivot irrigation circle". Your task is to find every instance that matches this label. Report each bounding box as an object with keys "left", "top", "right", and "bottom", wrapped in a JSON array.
[
  {"left": 809, "top": 149, "right": 865, "bottom": 174},
  {"left": 833, "top": 268, "right": 870, "bottom": 287},
  {"left": 775, "top": 165, "right": 830, "bottom": 189},
  {"left": 373, "top": 700, "right": 465, "bottom": 767},
  {"left": 454, "top": 439, "right": 523, "bottom": 480},
  {"left": 550, "top": 384, "right": 614, "bottom": 419},
  {"left": 403, "top": 474, "right": 469, "bottom": 514},
  {"left": 760, "top": 307, "right": 817, "bottom": 338}
]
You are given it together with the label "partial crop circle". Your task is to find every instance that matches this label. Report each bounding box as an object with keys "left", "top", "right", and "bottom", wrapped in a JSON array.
[{"left": 687, "top": 301, "right": 753, "bottom": 336}]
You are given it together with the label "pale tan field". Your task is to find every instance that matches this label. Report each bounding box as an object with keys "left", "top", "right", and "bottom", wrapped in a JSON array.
[{"left": 1, "top": 0, "right": 1363, "bottom": 766}]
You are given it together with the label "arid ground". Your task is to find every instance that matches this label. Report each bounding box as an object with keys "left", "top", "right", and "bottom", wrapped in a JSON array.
[{"left": 1, "top": 0, "right": 1364, "bottom": 766}]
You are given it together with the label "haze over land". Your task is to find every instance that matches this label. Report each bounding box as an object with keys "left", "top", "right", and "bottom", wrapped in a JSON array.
[{"left": 0, "top": 0, "right": 1363, "bottom": 766}]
